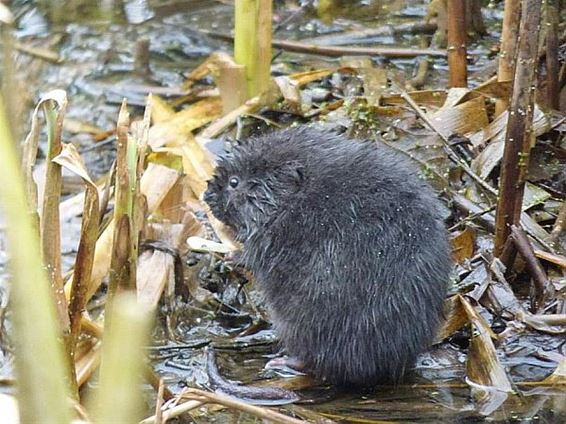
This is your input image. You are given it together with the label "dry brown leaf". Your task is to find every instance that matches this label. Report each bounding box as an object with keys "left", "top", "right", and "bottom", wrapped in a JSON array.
[
  {"left": 22, "top": 89, "right": 68, "bottom": 211},
  {"left": 470, "top": 106, "right": 550, "bottom": 178},
  {"left": 340, "top": 57, "right": 387, "bottom": 106},
  {"left": 438, "top": 87, "right": 470, "bottom": 109},
  {"left": 469, "top": 79, "right": 512, "bottom": 100},
  {"left": 54, "top": 144, "right": 101, "bottom": 346},
  {"left": 196, "top": 95, "right": 264, "bottom": 142},
  {"left": 137, "top": 251, "right": 172, "bottom": 308},
  {"left": 183, "top": 52, "right": 237, "bottom": 90},
  {"left": 541, "top": 356, "right": 566, "bottom": 385},
  {"left": 75, "top": 340, "right": 102, "bottom": 387},
  {"left": 534, "top": 250, "right": 566, "bottom": 269},
  {"left": 289, "top": 68, "right": 334, "bottom": 87},
  {"left": 140, "top": 163, "right": 182, "bottom": 213},
  {"left": 435, "top": 295, "right": 469, "bottom": 341},
  {"left": 430, "top": 95, "right": 489, "bottom": 137},
  {"left": 53, "top": 143, "right": 95, "bottom": 186},
  {"left": 137, "top": 215, "right": 200, "bottom": 307},
  {"left": 461, "top": 295, "right": 512, "bottom": 415},
  {"left": 151, "top": 95, "right": 177, "bottom": 123},
  {"left": 274, "top": 76, "right": 302, "bottom": 112},
  {"left": 148, "top": 98, "right": 223, "bottom": 149},
  {"left": 187, "top": 236, "right": 235, "bottom": 254},
  {"left": 522, "top": 182, "right": 551, "bottom": 211},
  {"left": 450, "top": 226, "right": 476, "bottom": 264},
  {"left": 63, "top": 163, "right": 181, "bottom": 303},
  {"left": 381, "top": 90, "right": 448, "bottom": 108},
  {"left": 515, "top": 310, "right": 566, "bottom": 335},
  {"left": 179, "top": 136, "right": 216, "bottom": 197}
]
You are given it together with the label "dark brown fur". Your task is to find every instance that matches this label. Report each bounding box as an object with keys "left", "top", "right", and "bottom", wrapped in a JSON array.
[{"left": 204, "top": 127, "right": 452, "bottom": 386}]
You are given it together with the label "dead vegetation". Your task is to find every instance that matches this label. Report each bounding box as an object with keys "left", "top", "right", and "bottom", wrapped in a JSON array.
[{"left": 0, "top": 0, "right": 565, "bottom": 422}]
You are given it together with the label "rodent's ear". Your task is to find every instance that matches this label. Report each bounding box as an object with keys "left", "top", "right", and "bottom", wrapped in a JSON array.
[
  {"left": 284, "top": 161, "right": 305, "bottom": 191},
  {"left": 294, "top": 167, "right": 304, "bottom": 184}
]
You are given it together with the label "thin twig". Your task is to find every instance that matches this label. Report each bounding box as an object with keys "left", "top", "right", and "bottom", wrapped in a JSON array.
[
  {"left": 14, "top": 40, "right": 62, "bottom": 63},
  {"left": 181, "top": 388, "right": 306, "bottom": 424},
  {"left": 533, "top": 249, "right": 566, "bottom": 269},
  {"left": 200, "top": 29, "right": 447, "bottom": 58},
  {"left": 139, "top": 399, "right": 204, "bottom": 424}
]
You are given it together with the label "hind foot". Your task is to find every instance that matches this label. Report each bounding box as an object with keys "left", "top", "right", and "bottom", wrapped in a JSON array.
[{"left": 265, "top": 356, "right": 306, "bottom": 375}]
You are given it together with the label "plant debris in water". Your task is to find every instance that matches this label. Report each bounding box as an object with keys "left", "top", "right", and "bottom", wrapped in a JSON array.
[{"left": 0, "top": 0, "right": 565, "bottom": 423}]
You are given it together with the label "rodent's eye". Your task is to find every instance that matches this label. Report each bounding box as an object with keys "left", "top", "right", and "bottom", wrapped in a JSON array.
[{"left": 228, "top": 177, "right": 240, "bottom": 188}]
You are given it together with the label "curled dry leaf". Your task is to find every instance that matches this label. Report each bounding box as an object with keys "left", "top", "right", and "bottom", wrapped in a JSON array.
[
  {"left": 515, "top": 310, "right": 566, "bottom": 335},
  {"left": 53, "top": 143, "right": 95, "bottom": 186},
  {"left": 274, "top": 76, "right": 302, "bottom": 112},
  {"left": 53, "top": 143, "right": 100, "bottom": 347},
  {"left": 435, "top": 294, "right": 469, "bottom": 342},
  {"left": 22, "top": 89, "right": 68, "bottom": 212},
  {"left": 431, "top": 95, "right": 489, "bottom": 137},
  {"left": 460, "top": 295, "right": 513, "bottom": 415},
  {"left": 541, "top": 356, "right": 566, "bottom": 385}
]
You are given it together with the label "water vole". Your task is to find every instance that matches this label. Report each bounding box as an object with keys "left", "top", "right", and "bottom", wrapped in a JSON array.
[{"left": 204, "top": 127, "right": 452, "bottom": 386}]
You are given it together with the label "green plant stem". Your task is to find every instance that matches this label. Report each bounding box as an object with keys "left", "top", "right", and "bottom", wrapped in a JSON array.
[
  {"left": 90, "top": 293, "right": 152, "bottom": 424},
  {"left": 0, "top": 94, "right": 71, "bottom": 423},
  {"left": 234, "top": 0, "right": 272, "bottom": 97}
]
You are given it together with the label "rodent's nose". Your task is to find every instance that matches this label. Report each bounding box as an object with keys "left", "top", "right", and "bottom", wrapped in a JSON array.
[{"left": 203, "top": 190, "right": 215, "bottom": 204}]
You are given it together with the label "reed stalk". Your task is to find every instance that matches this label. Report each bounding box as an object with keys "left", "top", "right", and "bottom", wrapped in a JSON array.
[
  {"left": 89, "top": 294, "right": 152, "bottom": 424},
  {"left": 234, "top": 0, "right": 272, "bottom": 97},
  {"left": 495, "top": 0, "right": 520, "bottom": 115},
  {"left": 447, "top": 0, "right": 467, "bottom": 88},
  {"left": 0, "top": 94, "right": 71, "bottom": 423},
  {"left": 494, "top": 0, "right": 542, "bottom": 256}
]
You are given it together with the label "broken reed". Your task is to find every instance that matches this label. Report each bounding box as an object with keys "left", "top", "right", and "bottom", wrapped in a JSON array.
[
  {"left": 234, "top": 0, "right": 272, "bottom": 98},
  {"left": 446, "top": 0, "right": 467, "bottom": 88},
  {"left": 494, "top": 0, "right": 542, "bottom": 256}
]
